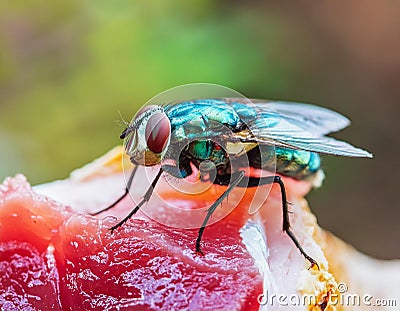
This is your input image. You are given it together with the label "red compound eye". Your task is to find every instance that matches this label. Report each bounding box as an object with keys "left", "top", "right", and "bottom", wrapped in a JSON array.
[{"left": 145, "top": 113, "right": 171, "bottom": 153}]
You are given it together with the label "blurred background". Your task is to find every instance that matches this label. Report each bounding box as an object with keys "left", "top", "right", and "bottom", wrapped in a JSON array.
[{"left": 0, "top": 1, "right": 399, "bottom": 258}]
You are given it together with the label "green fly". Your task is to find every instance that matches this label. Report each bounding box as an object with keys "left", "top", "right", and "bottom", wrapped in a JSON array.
[{"left": 92, "top": 98, "right": 372, "bottom": 268}]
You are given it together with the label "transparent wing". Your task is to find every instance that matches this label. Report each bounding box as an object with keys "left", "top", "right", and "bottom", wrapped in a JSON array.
[
  {"left": 226, "top": 98, "right": 350, "bottom": 135},
  {"left": 265, "top": 101, "right": 350, "bottom": 135},
  {"left": 225, "top": 98, "right": 373, "bottom": 158}
]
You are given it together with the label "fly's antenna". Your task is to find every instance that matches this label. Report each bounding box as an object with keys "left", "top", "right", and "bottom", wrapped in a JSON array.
[
  {"left": 115, "top": 110, "right": 130, "bottom": 128},
  {"left": 115, "top": 110, "right": 132, "bottom": 139}
]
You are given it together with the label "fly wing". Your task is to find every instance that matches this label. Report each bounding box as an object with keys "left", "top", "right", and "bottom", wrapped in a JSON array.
[
  {"left": 225, "top": 99, "right": 373, "bottom": 158},
  {"left": 265, "top": 101, "right": 350, "bottom": 135},
  {"left": 226, "top": 98, "right": 350, "bottom": 135}
]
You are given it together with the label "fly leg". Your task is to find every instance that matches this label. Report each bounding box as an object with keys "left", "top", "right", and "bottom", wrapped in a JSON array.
[
  {"left": 91, "top": 165, "right": 138, "bottom": 216},
  {"left": 196, "top": 171, "right": 245, "bottom": 255},
  {"left": 235, "top": 175, "right": 318, "bottom": 269},
  {"left": 109, "top": 168, "right": 163, "bottom": 233}
]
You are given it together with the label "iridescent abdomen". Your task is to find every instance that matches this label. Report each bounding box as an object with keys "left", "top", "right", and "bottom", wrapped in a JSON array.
[
  {"left": 274, "top": 147, "right": 321, "bottom": 179},
  {"left": 247, "top": 146, "right": 321, "bottom": 180}
]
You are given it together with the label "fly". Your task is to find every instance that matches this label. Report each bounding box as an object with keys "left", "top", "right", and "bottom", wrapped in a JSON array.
[{"left": 92, "top": 98, "right": 373, "bottom": 268}]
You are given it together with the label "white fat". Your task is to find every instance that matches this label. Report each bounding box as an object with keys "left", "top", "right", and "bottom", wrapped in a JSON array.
[
  {"left": 240, "top": 219, "right": 274, "bottom": 311},
  {"left": 240, "top": 217, "right": 308, "bottom": 310},
  {"left": 33, "top": 174, "right": 128, "bottom": 214}
]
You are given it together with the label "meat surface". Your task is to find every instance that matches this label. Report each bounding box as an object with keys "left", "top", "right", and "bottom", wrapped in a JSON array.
[{"left": 0, "top": 175, "right": 264, "bottom": 310}]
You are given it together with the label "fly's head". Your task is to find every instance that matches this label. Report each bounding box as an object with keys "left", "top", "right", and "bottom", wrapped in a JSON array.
[{"left": 121, "top": 105, "right": 171, "bottom": 166}]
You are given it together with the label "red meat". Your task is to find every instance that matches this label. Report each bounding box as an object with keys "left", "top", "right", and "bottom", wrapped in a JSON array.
[{"left": 0, "top": 175, "right": 264, "bottom": 310}]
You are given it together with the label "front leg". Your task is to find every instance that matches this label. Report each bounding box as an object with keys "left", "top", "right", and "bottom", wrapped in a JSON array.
[
  {"left": 196, "top": 171, "right": 245, "bottom": 255},
  {"left": 110, "top": 167, "right": 164, "bottom": 232},
  {"left": 91, "top": 165, "right": 138, "bottom": 216},
  {"left": 162, "top": 162, "right": 192, "bottom": 179}
]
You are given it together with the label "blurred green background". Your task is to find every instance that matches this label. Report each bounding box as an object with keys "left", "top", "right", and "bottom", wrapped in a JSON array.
[{"left": 0, "top": 1, "right": 399, "bottom": 258}]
